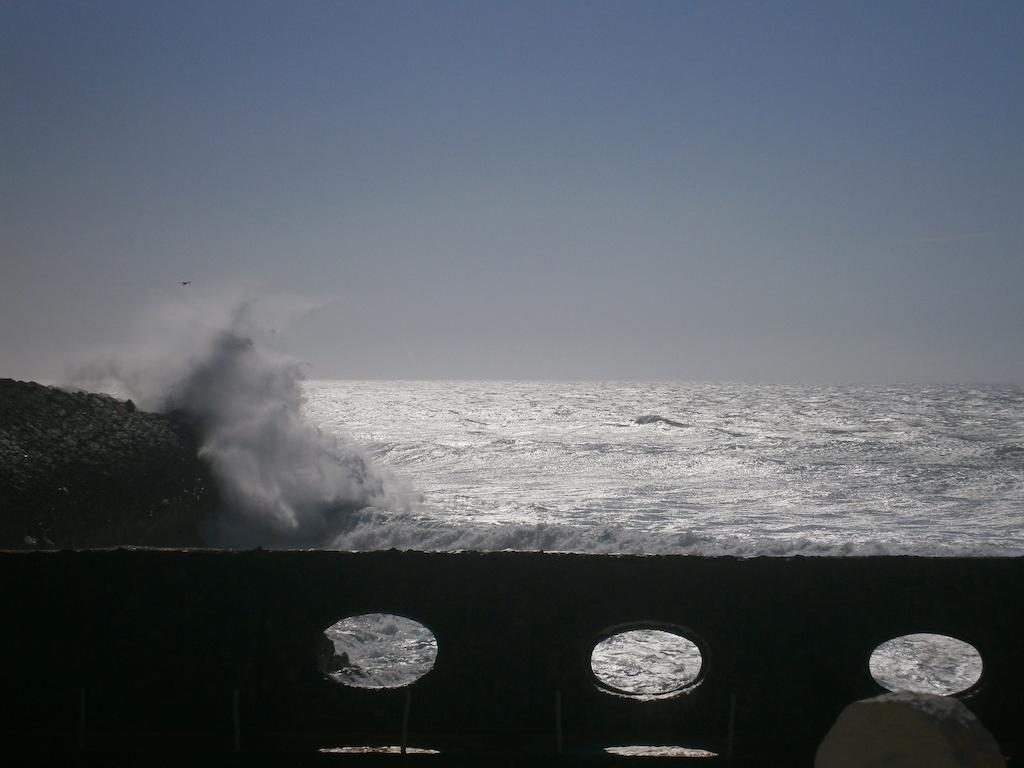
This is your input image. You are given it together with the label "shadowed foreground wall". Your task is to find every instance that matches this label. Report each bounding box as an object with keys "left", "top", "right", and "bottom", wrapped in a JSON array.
[{"left": 1, "top": 550, "right": 1021, "bottom": 764}]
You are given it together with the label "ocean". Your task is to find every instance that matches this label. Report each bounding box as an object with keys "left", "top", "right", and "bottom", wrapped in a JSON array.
[
  {"left": 302, "top": 380, "right": 1024, "bottom": 557},
  {"left": 302, "top": 380, "right": 1020, "bottom": 695}
]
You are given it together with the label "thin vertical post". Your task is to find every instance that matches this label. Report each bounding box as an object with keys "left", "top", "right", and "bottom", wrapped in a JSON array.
[
  {"left": 555, "top": 689, "right": 563, "bottom": 754},
  {"left": 726, "top": 692, "right": 737, "bottom": 757},
  {"left": 401, "top": 688, "right": 411, "bottom": 755},
  {"left": 77, "top": 687, "right": 86, "bottom": 749},
  {"left": 232, "top": 688, "right": 241, "bottom": 752}
]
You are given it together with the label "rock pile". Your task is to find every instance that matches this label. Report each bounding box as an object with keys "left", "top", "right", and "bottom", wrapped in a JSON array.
[{"left": 0, "top": 378, "right": 218, "bottom": 548}]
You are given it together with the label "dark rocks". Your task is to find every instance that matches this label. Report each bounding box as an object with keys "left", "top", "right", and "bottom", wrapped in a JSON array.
[
  {"left": 0, "top": 378, "right": 219, "bottom": 549},
  {"left": 634, "top": 414, "right": 689, "bottom": 428},
  {"left": 316, "top": 633, "right": 354, "bottom": 675}
]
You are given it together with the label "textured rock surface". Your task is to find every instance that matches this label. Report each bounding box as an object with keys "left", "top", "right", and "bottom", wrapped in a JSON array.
[
  {"left": 0, "top": 378, "right": 217, "bottom": 548},
  {"left": 816, "top": 691, "right": 1005, "bottom": 767}
]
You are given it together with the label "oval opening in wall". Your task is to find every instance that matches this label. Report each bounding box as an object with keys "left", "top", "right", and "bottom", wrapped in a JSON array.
[
  {"left": 319, "top": 747, "right": 440, "bottom": 755},
  {"left": 604, "top": 745, "right": 718, "bottom": 758},
  {"left": 869, "top": 633, "right": 983, "bottom": 696},
  {"left": 321, "top": 613, "right": 438, "bottom": 689},
  {"left": 591, "top": 628, "right": 703, "bottom": 698}
]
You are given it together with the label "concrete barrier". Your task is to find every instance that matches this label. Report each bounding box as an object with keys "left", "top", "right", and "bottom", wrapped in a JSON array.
[{"left": 1, "top": 549, "right": 1020, "bottom": 764}]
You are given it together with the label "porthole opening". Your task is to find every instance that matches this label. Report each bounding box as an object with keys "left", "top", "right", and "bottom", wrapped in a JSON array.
[
  {"left": 320, "top": 613, "right": 438, "bottom": 688},
  {"left": 869, "top": 633, "right": 983, "bottom": 696},
  {"left": 319, "top": 746, "right": 440, "bottom": 755},
  {"left": 603, "top": 745, "right": 718, "bottom": 758},
  {"left": 591, "top": 628, "right": 703, "bottom": 698}
]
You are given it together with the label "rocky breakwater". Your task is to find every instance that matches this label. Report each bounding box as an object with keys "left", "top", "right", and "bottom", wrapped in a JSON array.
[{"left": 0, "top": 379, "right": 218, "bottom": 549}]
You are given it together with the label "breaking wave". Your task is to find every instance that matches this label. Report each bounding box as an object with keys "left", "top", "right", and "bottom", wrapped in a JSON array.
[
  {"left": 327, "top": 509, "right": 1016, "bottom": 557},
  {"left": 164, "top": 330, "right": 409, "bottom": 547},
  {"left": 73, "top": 298, "right": 410, "bottom": 548}
]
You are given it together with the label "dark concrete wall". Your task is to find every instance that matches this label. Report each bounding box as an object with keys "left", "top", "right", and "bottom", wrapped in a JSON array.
[{"left": 1, "top": 550, "right": 1021, "bottom": 763}]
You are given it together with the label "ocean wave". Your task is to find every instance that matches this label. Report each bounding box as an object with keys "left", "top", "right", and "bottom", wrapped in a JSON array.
[
  {"left": 74, "top": 299, "right": 412, "bottom": 548},
  {"left": 327, "top": 508, "right": 1020, "bottom": 557}
]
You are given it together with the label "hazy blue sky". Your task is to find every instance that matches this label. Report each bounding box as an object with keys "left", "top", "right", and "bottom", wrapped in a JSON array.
[{"left": 3, "top": 0, "right": 1022, "bottom": 382}]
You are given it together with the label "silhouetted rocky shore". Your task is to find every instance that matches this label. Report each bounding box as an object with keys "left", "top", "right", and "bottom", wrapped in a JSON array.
[{"left": 0, "top": 379, "right": 217, "bottom": 548}]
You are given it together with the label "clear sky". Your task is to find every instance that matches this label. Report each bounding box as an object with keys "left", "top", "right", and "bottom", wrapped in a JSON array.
[{"left": 3, "top": 0, "right": 1022, "bottom": 383}]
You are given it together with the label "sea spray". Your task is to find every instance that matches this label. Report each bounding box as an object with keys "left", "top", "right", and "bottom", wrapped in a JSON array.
[
  {"left": 72, "top": 296, "right": 411, "bottom": 548},
  {"left": 165, "top": 329, "right": 409, "bottom": 547}
]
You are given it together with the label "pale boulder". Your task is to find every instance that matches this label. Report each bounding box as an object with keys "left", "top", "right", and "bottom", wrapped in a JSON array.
[{"left": 816, "top": 691, "right": 1004, "bottom": 768}]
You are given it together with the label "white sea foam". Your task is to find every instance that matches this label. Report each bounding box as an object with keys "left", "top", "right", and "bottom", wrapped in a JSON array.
[
  {"left": 304, "top": 380, "right": 1024, "bottom": 557},
  {"left": 869, "top": 634, "right": 983, "bottom": 696},
  {"left": 325, "top": 613, "right": 437, "bottom": 688},
  {"left": 591, "top": 629, "right": 702, "bottom": 696}
]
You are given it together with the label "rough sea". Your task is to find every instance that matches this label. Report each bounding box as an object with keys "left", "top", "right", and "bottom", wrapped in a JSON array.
[
  {"left": 303, "top": 380, "right": 1024, "bottom": 557},
  {"left": 303, "top": 380, "right": 1020, "bottom": 694},
  {"left": 305, "top": 380, "right": 1024, "bottom": 696}
]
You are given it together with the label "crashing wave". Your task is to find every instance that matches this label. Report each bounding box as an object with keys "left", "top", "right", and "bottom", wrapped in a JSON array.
[
  {"left": 325, "top": 508, "right": 1017, "bottom": 557},
  {"left": 74, "top": 300, "right": 411, "bottom": 548},
  {"left": 164, "top": 330, "right": 409, "bottom": 547}
]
